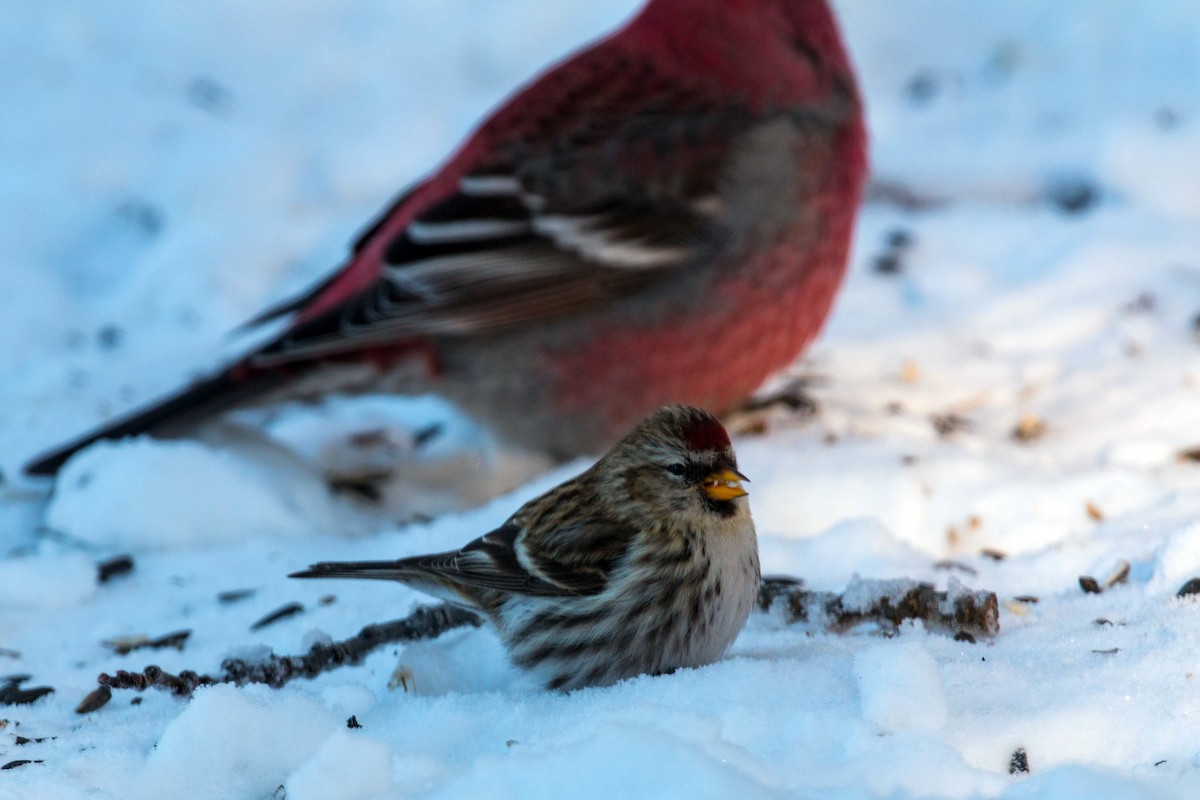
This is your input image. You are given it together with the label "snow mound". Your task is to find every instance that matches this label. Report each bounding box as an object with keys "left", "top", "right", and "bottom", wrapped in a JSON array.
[
  {"left": 134, "top": 684, "right": 339, "bottom": 800},
  {"left": 286, "top": 729, "right": 395, "bottom": 800},
  {"left": 854, "top": 638, "right": 949, "bottom": 733},
  {"left": 46, "top": 437, "right": 337, "bottom": 549}
]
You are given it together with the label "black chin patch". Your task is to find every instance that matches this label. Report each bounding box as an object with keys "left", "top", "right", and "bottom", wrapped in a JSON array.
[{"left": 704, "top": 498, "right": 739, "bottom": 518}]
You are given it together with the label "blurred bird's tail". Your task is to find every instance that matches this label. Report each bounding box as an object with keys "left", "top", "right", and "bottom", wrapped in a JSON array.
[{"left": 22, "top": 362, "right": 292, "bottom": 476}]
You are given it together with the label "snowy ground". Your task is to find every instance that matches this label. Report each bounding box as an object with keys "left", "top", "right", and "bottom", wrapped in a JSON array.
[{"left": 4, "top": 1, "right": 1200, "bottom": 798}]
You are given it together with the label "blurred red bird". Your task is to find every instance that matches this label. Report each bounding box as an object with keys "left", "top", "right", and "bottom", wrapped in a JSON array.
[{"left": 25, "top": 0, "right": 867, "bottom": 476}]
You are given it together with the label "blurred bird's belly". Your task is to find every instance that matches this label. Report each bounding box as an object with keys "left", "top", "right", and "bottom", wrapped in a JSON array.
[{"left": 552, "top": 245, "right": 845, "bottom": 448}]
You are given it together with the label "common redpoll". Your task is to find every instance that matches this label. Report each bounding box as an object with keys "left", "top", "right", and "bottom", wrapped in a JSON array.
[
  {"left": 26, "top": 0, "right": 866, "bottom": 475},
  {"left": 291, "top": 405, "right": 760, "bottom": 690}
]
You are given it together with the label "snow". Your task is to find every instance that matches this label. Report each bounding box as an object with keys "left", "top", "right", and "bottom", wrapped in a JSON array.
[
  {"left": 285, "top": 728, "right": 395, "bottom": 800},
  {"left": 136, "top": 685, "right": 332, "bottom": 800},
  {"left": 854, "top": 638, "right": 949, "bottom": 733},
  {"left": 3, "top": 0, "right": 1200, "bottom": 798},
  {"left": 0, "top": 552, "right": 97, "bottom": 610}
]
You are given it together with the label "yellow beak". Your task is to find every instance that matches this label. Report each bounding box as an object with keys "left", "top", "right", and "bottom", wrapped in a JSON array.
[{"left": 702, "top": 468, "right": 749, "bottom": 501}]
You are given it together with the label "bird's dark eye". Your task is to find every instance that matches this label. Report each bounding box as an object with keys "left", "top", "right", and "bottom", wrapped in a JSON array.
[{"left": 667, "top": 463, "right": 687, "bottom": 477}]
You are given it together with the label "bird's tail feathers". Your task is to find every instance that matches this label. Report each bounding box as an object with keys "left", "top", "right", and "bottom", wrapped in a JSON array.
[
  {"left": 290, "top": 558, "right": 477, "bottom": 609},
  {"left": 23, "top": 362, "right": 292, "bottom": 476},
  {"left": 289, "top": 560, "right": 416, "bottom": 582}
]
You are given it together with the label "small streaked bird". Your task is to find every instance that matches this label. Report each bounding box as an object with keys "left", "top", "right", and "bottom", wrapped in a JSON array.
[
  {"left": 25, "top": 0, "right": 866, "bottom": 476},
  {"left": 291, "top": 405, "right": 760, "bottom": 690}
]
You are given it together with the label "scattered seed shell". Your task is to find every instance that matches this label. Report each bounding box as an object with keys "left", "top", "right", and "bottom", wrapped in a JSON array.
[
  {"left": 96, "top": 555, "right": 135, "bottom": 584},
  {"left": 887, "top": 228, "right": 914, "bottom": 250},
  {"left": 1122, "top": 292, "right": 1156, "bottom": 314},
  {"left": 218, "top": 588, "right": 257, "bottom": 604},
  {"left": 389, "top": 665, "right": 416, "bottom": 693},
  {"left": 328, "top": 478, "right": 386, "bottom": 503},
  {"left": 1079, "top": 576, "right": 1102, "bottom": 594},
  {"left": 103, "top": 630, "right": 191, "bottom": 656},
  {"left": 1178, "top": 446, "right": 1200, "bottom": 463},
  {"left": 14, "top": 735, "right": 52, "bottom": 745},
  {"left": 873, "top": 252, "right": 902, "bottom": 274},
  {"left": 1085, "top": 501, "right": 1104, "bottom": 522},
  {"left": 0, "top": 676, "right": 54, "bottom": 706},
  {"left": 733, "top": 418, "right": 768, "bottom": 437},
  {"left": 346, "top": 428, "right": 392, "bottom": 450},
  {"left": 1104, "top": 560, "right": 1130, "bottom": 589},
  {"left": 1004, "top": 600, "right": 1031, "bottom": 617},
  {"left": 931, "top": 412, "right": 973, "bottom": 438},
  {"left": 75, "top": 685, "right": 112, "bottom": 715},
  {"left": 1175, "top": 578, "right": 1200, "bottom": 597},
  {"left": 346, "top": 715, "right": 362, "bottom": 729},
  {"left": 412, "top": 422, "right": 445, "bottom": 448},
  {"left": 934, "top": 560, "right": 978, "bottom": 576},
  {"left": 737, "top": 382, "right": 821, "bottom": 417},
  {"left": 1013, "top": 413, "right": 1047, "bottom": 443},
  {"left": 250, "top": 603, "right": 304, "bottom": 631},
  {"left": 981, "top": 549, "right": 1007, "bottom": 562}
]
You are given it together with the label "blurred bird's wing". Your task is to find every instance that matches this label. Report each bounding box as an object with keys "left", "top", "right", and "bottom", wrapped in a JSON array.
[
  {"left": 252, "top": 52, "right": 767, "bottom": 364},
  {"left": 239, "top": 178, "right": 431, "bottom": 329}
]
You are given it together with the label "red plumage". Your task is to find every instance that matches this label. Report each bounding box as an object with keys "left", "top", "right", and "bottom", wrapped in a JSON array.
[
  {"left": 25, "top": 0, "right": 867, "bottom": 476},
  {"left": 682, "top": 414, "right": 732, "bottom": 454}
]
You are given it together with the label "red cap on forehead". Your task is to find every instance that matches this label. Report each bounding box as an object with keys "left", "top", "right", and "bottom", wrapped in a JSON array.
[{"left": 683, "top": 415, "right": 731, "bottom": 451}]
